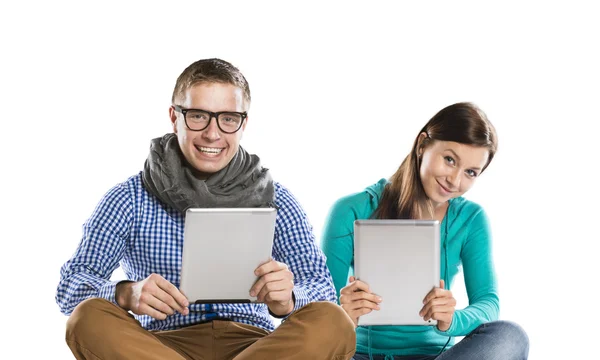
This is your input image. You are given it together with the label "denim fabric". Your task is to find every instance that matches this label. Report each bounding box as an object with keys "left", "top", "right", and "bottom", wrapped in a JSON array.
[{"left": 353, "top": 320, "right": 529, "bottom": 360}]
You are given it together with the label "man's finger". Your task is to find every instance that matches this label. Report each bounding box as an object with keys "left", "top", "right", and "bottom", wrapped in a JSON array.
[
  {"left": 256, "top": 279, "right": 290, "bottom": 302},
  {"left": 154, "top": 288, "right": 188, "bottom": 315},
  {"left": 148, "top": 294, "right": 175, "bottom": 315},
  {"left": 254, "top": 260, "right": 286, "bottom": 277},
  {"left": 138, "top": 296, "right": 172, "bottom": 320},
  {"left": 251, "top": 266, "right": 293, "bottom": 296},
  {"left": 250, "top": 272, "right": 274, "bottom": 297},
  {"left": 250, "top": 274, "right": 279, "bottom": 298},
  {"left": 138, "top": 303, "right": 167, "bottom": 320},
  {"left": 156, "top": 276, "right": 190, "bottom": 308},
  {"left": 263, "top": 289, "right": 292, "bottom": 303}
]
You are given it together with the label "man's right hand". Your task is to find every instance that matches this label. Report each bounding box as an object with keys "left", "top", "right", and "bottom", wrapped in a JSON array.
[
  {"left": 116, "top": 273, "right": 189, "bottom": 320},
  {"left": 339, "top": 276, "right": 382, "bottom": 327}
]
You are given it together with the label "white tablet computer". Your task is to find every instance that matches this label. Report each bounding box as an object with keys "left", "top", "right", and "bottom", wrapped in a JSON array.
[
  {"left": 180, "top": 208, "right": 277, "bottom": 304},
  {"left": 354, "top": 219, "right": 440, "bottom": 326}
]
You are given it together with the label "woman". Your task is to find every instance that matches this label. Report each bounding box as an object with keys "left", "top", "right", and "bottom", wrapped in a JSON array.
[{"left": 321, "top": 103, "right": 529, "bottom": 359}]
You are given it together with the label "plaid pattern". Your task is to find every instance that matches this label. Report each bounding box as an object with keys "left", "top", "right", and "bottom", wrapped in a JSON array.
[{"left": 56, "top": 172, "right": 336, "bottom": 332}]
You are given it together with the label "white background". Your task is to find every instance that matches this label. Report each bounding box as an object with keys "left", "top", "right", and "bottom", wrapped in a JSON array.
[{"left": 1, "top": 1, "right": 597, "bottom": 358}]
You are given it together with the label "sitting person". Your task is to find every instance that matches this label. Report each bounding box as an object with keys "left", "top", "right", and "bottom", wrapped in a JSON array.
[
  {"left": 56, "top": 58, "right": 355, "bottom": 360},
  {"left": 321, "top": 102, "right": 529, "bottom": 359}
]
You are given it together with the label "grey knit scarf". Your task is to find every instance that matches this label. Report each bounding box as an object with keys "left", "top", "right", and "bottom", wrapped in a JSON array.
[{"left": 142, "top": 133, "right": 275, "bottom": 213}]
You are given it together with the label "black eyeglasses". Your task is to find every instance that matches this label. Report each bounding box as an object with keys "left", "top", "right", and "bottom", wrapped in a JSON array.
[{"left": 173, "top": 105, "right": 247, "bottom": 134}]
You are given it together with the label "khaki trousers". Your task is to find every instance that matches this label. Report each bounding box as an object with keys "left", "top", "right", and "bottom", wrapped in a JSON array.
[{"left": 66, "top": 298, "right": 356, "bottom": 360}]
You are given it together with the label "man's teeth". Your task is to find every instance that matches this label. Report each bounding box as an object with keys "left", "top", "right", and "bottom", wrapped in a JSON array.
[{"left": 198, "top": 146, "right": 223, "bottom": 154}]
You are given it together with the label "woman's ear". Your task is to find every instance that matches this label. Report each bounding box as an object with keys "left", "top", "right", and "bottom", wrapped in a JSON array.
[{"left": 416, "top": 132, "right": 429, "bottom": 157}]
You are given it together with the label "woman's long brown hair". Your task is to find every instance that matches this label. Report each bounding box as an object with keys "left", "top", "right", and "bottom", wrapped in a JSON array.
[{"left": 373, "top": 102, "right": 498, "bottom": 220}]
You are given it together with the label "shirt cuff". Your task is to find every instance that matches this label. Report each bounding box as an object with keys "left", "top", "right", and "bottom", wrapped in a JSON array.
[
  {"left": 97, "top": 280, "right": 122, "bottom": 306},
  {"left": 291, "top": 285, "right": 310, "bottom": 312}
]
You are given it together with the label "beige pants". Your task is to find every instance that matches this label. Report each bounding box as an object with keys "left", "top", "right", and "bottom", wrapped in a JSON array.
[{"left": 66, "top": 298, "right": 356, "bottom": 360}]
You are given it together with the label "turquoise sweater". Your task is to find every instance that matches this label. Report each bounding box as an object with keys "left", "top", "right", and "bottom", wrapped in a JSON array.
[{"left": 321, "top": 179, "right": 499, "bottom": 356}]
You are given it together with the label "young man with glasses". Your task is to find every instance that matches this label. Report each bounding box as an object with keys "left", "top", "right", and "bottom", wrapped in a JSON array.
[{"left": 56, "top": 58, "right": 356, "bottom": 360}]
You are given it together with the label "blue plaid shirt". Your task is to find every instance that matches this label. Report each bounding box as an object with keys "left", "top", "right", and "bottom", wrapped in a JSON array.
[{"left": 56, "top": 172, "right": 337, "bottom": 332}]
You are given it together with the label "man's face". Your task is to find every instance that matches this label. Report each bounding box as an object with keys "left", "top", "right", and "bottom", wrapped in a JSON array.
[{"left": 170, "top": 83, "right": 248, "bottom": 176}]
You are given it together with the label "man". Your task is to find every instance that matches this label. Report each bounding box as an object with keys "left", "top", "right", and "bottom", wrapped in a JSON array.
[{"left": 56, "top": 58, "right": 355, "bottom": 359}]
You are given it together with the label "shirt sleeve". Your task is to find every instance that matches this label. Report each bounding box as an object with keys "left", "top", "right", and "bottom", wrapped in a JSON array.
[
  {"left": 271, "top": 184, "right": 337, "bottom": 315},
  {"left": 320, "top": 196, "right": 359, "bottom": 303},
  {"left": 55, "top": 182, "right": 133, "bottom": 315},
  {"left": 435, "top": 207, "right": 500, "bottom": 336}
]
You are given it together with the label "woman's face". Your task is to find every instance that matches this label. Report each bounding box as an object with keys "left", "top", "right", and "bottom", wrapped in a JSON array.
[{"left": 419, "top": 137, "right": 490, "bottom": 207}]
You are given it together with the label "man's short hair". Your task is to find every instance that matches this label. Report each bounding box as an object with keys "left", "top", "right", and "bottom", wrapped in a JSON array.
[{"left": 171, "top": 58, "right": 251, "bottom": 106}]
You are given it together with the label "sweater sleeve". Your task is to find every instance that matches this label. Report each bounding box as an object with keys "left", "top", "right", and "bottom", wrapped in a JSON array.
[
  {"left": 320, "top": 196, "right": 360, "bottom": 303},
  {"left": 436, "top": 208, "right": 500, "bottom": 336}
]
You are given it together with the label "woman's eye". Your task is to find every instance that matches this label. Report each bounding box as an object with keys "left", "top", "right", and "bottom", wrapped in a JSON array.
[
  {"left": 444, "top": 156, "right": 455, "bottom": 165},
  {"left": 466, "top": 170, "right": 478, "bottom": 177}
]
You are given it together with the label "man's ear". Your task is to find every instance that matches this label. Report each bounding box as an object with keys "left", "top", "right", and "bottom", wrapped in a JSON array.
[
  {"left": 169, "top": 106, "right": 178, "bottom": 134},
  {"left": 238, "top": 116, "right": 249, "bottom": 141}
]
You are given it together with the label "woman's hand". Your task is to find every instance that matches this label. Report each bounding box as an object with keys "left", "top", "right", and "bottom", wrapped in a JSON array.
[
  {"left": 339, "top": 276, "right": 382, "bottom": 327},
  {"left": 420, "top": 280, "right": 456, "bottom": 331}
]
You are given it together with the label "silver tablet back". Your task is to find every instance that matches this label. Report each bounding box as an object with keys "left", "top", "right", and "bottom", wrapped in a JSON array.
[
  {"left": 354, "top": 219, "right": 440, "bottom": 326},
  {"left": 180, "top": 208, "right": 277, "bottom": 304}
]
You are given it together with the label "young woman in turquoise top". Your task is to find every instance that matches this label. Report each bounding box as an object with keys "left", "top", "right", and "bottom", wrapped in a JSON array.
[{"left": 321, "top": 103, "right": 529, "bottom": 359}]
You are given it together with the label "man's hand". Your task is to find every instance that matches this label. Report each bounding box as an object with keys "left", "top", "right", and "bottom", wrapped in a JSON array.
[
  {"left": 339, "top": 276, "right": 382, "bottom": 327},
  {"left": 250, "top": 260, "right": 294, "bottom": 316},
  {"left": 420, "top": 280, "right": 456, "bottom": 331},
  {"left": 116, "top": 273, "right": 189, "bottom": 320}
]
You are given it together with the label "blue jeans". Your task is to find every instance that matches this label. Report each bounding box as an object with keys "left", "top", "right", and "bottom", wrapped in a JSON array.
[{"left": 353, "top": 320, "right": 529, "bottom": 360}]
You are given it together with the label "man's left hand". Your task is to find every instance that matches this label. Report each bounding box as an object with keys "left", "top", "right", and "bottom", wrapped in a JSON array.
[{"left": 250, "top": 260, "right": 295, "bottom": 316}]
